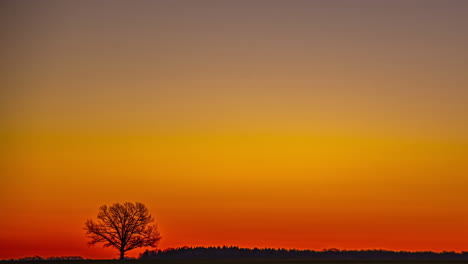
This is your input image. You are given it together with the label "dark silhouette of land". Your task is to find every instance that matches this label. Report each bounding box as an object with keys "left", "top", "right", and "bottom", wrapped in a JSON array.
[
  {"left": 4, "top": 260, "right": 468, "bottom": 264},
  {"left": 4, "top": 247, "right": 468, "bottom": 263}
]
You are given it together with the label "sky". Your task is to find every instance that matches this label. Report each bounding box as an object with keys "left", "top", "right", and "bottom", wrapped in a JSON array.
[{"left": 1, "top": 0, "right": 468, "bottom": 259}]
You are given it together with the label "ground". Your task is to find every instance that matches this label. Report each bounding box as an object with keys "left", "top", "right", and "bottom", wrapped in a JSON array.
[{"left": 3, "top": 259, "right": 468, "bottom": 264}]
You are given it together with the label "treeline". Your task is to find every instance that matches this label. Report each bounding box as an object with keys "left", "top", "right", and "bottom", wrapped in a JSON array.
[{"left": 140, "top": 246, "right": 468, "bottom": 260}]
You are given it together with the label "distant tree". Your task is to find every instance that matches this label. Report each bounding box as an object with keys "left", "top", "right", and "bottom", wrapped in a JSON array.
[{"left": 85, "top": 202, "right": 161, "bottom": 260}]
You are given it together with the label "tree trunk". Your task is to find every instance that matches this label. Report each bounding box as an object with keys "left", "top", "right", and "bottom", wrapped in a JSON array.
[{"left": 120, "top": 250, "right": 125, "bottom": 260}]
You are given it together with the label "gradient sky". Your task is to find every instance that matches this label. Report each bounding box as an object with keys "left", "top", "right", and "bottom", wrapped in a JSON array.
[{"left": 1, "top": 0, "right": 468, "bottom": 259}]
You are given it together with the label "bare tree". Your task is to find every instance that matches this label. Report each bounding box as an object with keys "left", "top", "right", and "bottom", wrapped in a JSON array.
[{"left": 85, "top": 202, "right": 161, "bottom": 260}]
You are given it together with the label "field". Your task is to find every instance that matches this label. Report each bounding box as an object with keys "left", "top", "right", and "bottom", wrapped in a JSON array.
[{"left": 3, "top": 259, "right": 468, "bottom": 264}]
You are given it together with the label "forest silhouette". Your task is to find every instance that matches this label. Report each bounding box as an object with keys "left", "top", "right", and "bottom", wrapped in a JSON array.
[{"left": 140, "top": 246, "right": 468, "bottom": 260}]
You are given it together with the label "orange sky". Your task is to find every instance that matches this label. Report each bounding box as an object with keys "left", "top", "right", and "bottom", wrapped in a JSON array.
[{"left": 1, "top": 0, "right": 468, "bottom": 259}]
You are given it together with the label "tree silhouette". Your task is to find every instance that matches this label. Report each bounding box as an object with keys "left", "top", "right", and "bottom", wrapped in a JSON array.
[{"left": 85, "top": 202, "right": 161, "bottom": 260}]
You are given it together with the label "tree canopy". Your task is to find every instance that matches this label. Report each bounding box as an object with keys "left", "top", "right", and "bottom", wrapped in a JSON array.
[{"left": 85, "top": 202, "right": 161, "bottom": 259}]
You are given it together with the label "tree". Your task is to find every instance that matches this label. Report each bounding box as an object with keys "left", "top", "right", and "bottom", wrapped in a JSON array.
[{"left": 85, "top": 202, "right": 161, "bottom": 260}]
